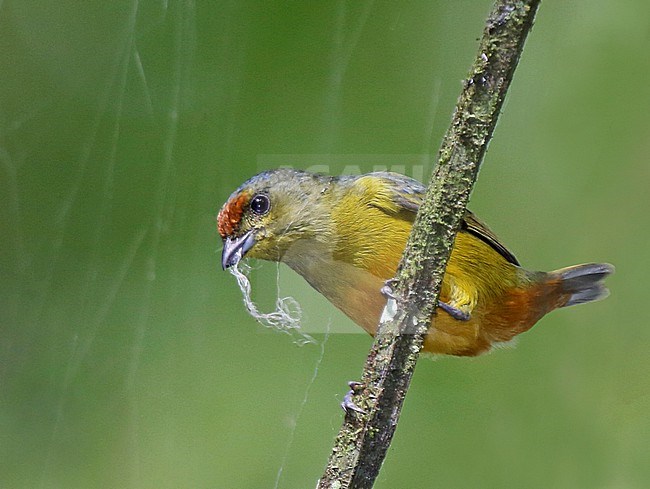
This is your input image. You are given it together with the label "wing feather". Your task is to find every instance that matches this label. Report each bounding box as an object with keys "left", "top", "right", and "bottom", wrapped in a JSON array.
[{"left": 359, "top": 172, "right": 520, "bottom": 266}]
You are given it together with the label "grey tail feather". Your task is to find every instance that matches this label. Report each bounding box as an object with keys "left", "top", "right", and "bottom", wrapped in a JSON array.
[{"left": 553, "top": 263, "right": 615, "bottom": 307}]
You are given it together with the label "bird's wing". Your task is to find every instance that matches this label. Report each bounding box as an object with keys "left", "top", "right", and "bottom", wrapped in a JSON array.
[
  {"left": 461, "top": 211, "right": 520, "bottom": 266},
  {"left": 362, "top": 171, "right": 425, "bottom": 214},
  {"left": 361, "top": 172, "right": 520, "bottom": 266}
]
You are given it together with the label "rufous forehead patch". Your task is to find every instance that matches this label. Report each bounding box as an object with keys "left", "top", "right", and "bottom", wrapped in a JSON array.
[{"left": 218, "top": 192, "right": 250, "bottom": 237}]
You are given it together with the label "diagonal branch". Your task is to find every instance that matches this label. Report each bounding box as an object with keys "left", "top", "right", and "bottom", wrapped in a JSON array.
[{"left": 317, "top": 1, "right": 541, "bottom": 488}]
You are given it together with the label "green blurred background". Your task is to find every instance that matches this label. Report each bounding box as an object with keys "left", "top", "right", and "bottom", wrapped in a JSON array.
[{"left": 1, "top": 1, "right": 649, "bottom": 488}]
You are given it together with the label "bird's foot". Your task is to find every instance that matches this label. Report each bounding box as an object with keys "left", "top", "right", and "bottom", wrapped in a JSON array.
[
  {"left": 383, "top": 278, "right": 470, "bottom": 321},
  {"left": 341, "top": 381, "right": 366, "bottom": 415},
  {"left": 438, "top": 301, "right": 471, "bottom": 321},
  {"left": 381, "top": 278, "right": 399, "bottom": 300}
]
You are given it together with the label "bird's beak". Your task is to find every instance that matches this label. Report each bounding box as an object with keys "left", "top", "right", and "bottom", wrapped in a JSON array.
[{"left": 221, "top": 230, "right": 256, "bottom": 269}]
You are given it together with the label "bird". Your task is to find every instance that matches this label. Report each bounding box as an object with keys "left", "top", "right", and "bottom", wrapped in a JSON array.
[{"left": 218, "top": 168, "right": 613, "bottom": 356}]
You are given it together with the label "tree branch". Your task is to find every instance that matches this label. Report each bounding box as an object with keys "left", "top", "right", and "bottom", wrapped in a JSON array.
[{"left": 317, "top": 1, "right": 541, "bottom": 488}]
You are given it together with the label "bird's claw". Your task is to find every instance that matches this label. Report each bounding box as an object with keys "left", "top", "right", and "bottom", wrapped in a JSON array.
[
  {"left": 341, "top": 381, "right": 366, "bottom": 415},
  {"left": 438, "top": 301, "right": 471, "bottom": 321},
  {"left": 381, "top": 278, "right": 399, "bottom": 300}
]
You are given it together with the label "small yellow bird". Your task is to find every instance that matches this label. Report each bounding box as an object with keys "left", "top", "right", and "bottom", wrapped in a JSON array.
[{"left": 218, "top": 169, "right": 613, "bottom": 356}]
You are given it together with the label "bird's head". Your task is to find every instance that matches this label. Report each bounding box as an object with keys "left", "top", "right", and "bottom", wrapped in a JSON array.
[{"left": 218, "top": 169, "right": 334, "bottom": 269}]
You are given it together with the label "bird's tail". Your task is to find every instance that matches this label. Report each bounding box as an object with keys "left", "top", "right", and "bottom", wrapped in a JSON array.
[
  {"left": 549, "top": 263, "right": 615, "bottom": 308},
  {"left": 477, "top": 262, "right": 614, "bottom": 348}
]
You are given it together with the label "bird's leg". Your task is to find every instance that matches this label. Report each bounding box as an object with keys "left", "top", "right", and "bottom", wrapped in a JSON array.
[
  {"left": 341, "top": 381, "right": 366, "bottom": 415},
  {"left": 439, "top": 279, "right": 475, "bottom": 321},
  {"left": 438, "top": 301, "right": 471, "bottom": 321}
]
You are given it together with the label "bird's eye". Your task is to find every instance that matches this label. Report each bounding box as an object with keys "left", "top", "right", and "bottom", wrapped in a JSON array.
[{"left": 250, "top": 194, "right": 270, "bottom": 215}]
